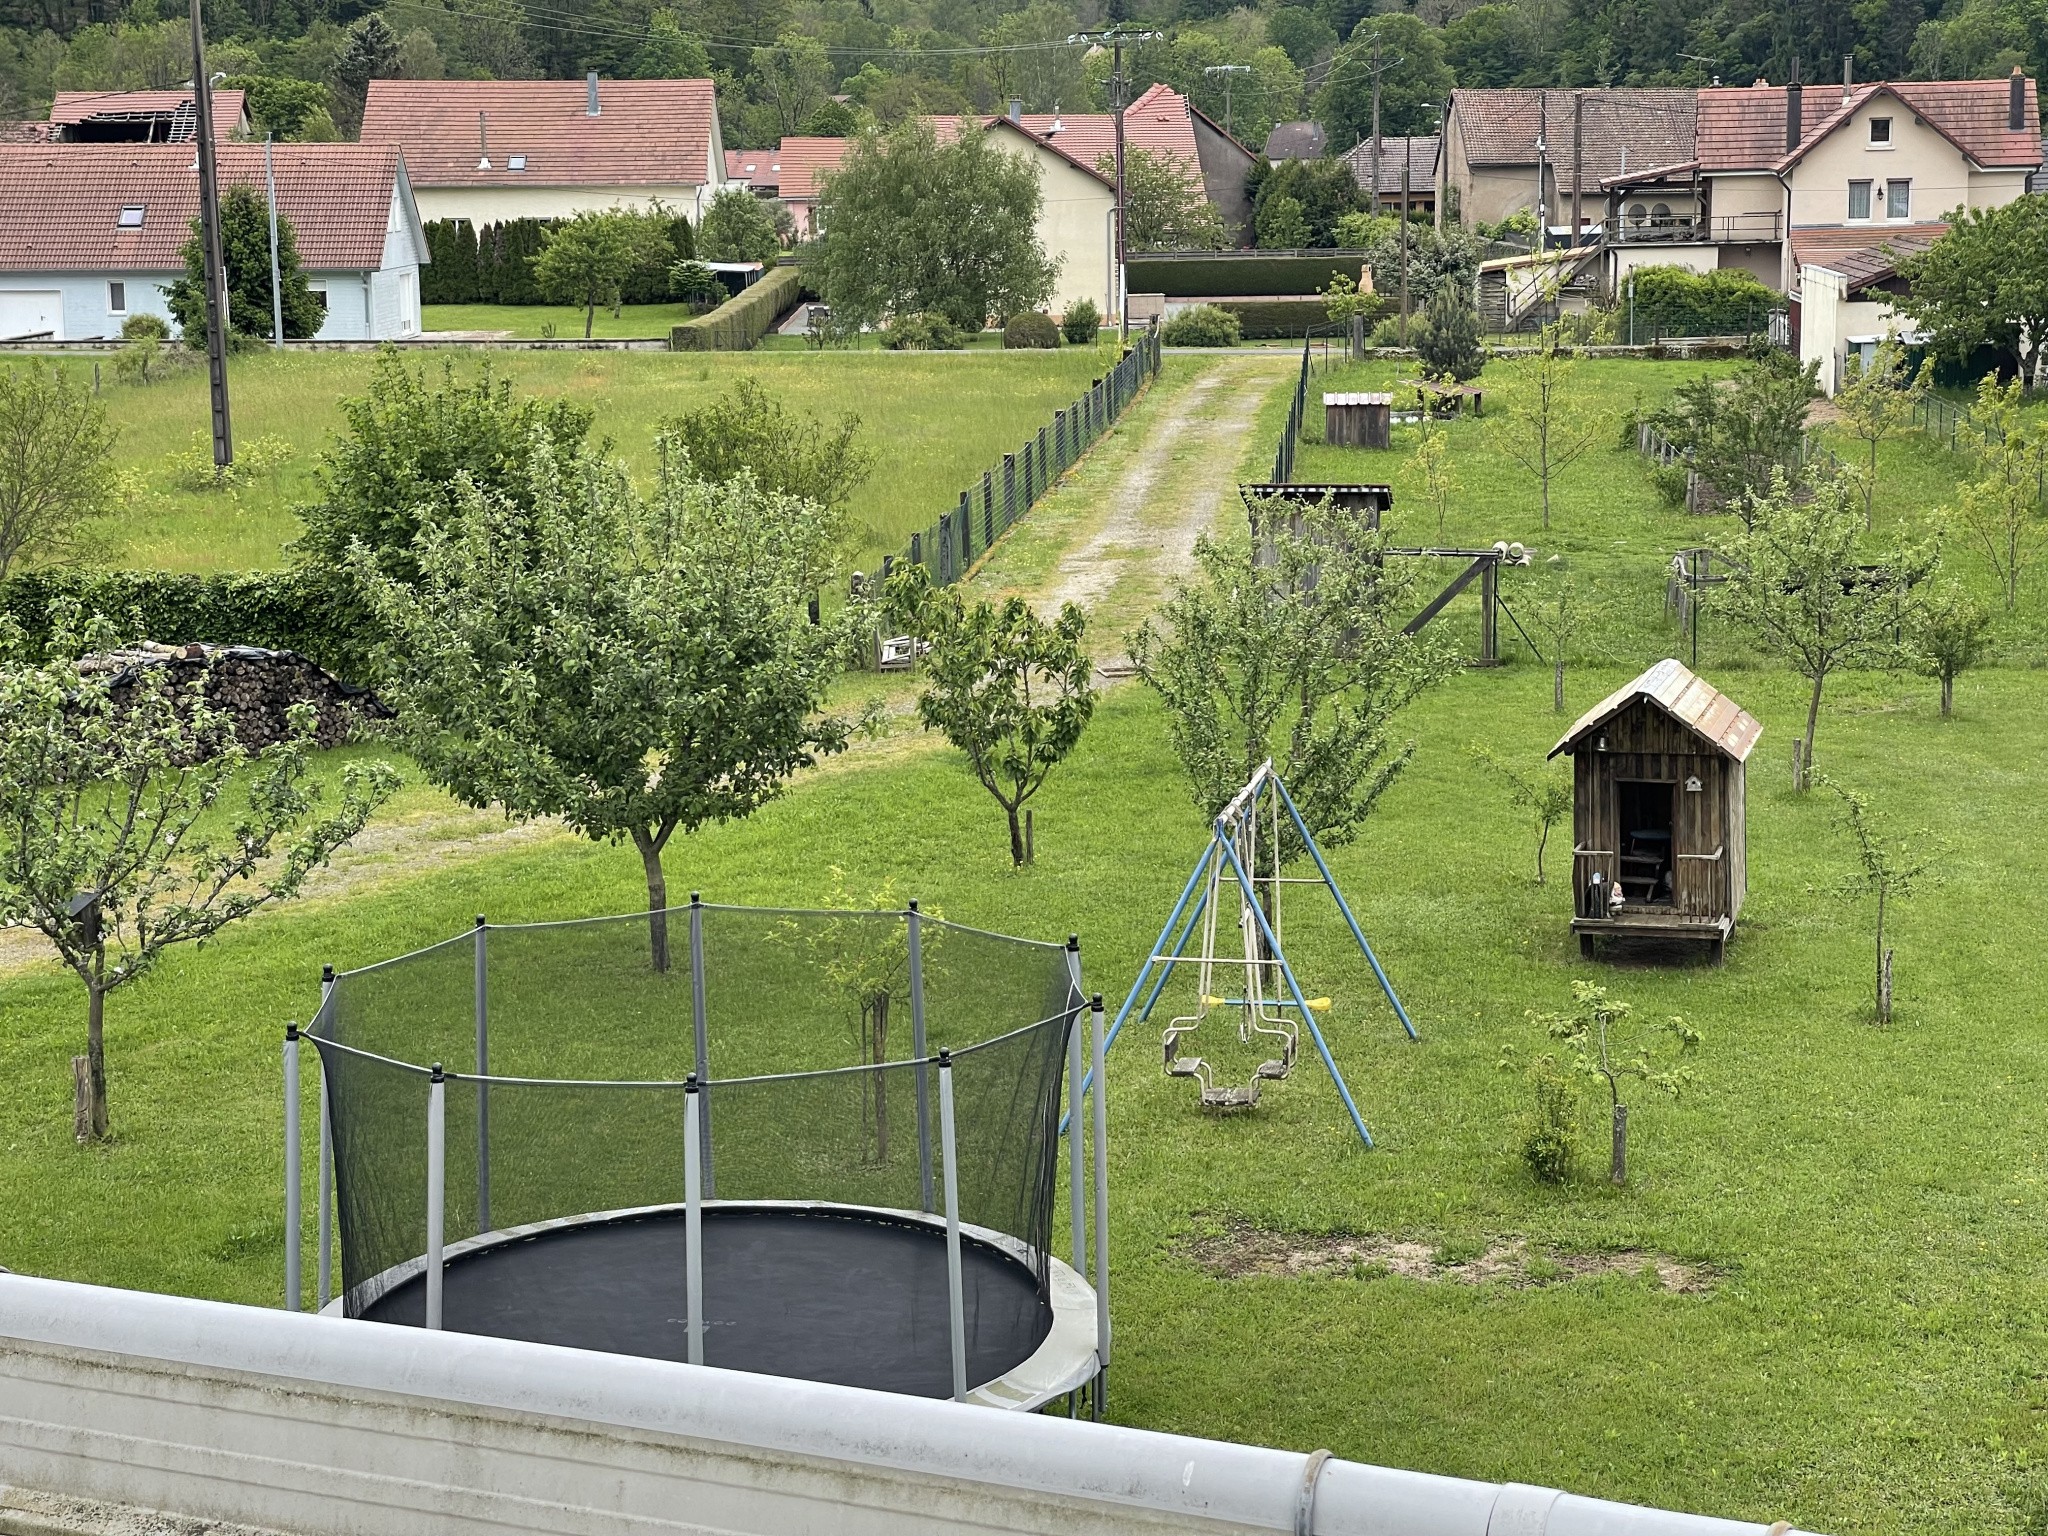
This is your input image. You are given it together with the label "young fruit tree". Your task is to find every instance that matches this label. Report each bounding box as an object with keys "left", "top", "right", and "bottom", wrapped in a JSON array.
[
  {"left": 1910, "top": 579, "right": 1992, "bottom": 718},
  {"left": 885, "top": 566, "right": 1095, "bottom": 867},
  {"left": 1518, "top": 556, "right": 1581, "bottom": 712},
  {"left": 531, "top": 210, "right": 674, "bottom": 338},
  {"left": 1410, "top": 411, "right": 1460, "bottom": 540},
  {"left": 1952, "top": 375, "right": 2047, "bottom": 611},
  {"left": 1521, "top": 980, "right": 1698, "bottom": 1185},
  {"left": 1814, "top": 774, "right": 1937, "bottom": 1026},
  {"left": 1719, "top": 469, "right": 1934, "bottom": 790},
  {"left": 1832, "top": 337, "right": 1924, "bottom": 529},
  {"left": 1494, "top": 327, "right": 1600, "bottom": 531},
  {"left": 1469, "top": 744, "right": 1572, "bottom": 883},
  {"left": 1660, "top": 356, "right": 1820, "bottom": 519},
  {"left": 1109, "top": 147, "right": 1231, "bottom": 252},
  {"left": 0, "top": 610, "right": 397, "bottom": 1141},
  {"left": 1131, "top": 493, "right": 1458, "bottom": 855},
  {"left": 357, "top": 431, "right": 852, "bottom": 970},
  {"left": 0, "top": 361, "right": 118, "bottom": 581}
]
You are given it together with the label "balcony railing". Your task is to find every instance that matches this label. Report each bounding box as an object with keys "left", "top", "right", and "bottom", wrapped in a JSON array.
[{"left": 1608, "top": 212, "right": 1783, "bottom": 245}]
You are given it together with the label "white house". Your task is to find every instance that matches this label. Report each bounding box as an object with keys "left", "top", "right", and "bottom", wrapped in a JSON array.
[
  {"left": 0, "top": 142, "right": 427, "bottom": 341},
  {"left": 359, "top": 74, "right": 724, "bottom": 225}
]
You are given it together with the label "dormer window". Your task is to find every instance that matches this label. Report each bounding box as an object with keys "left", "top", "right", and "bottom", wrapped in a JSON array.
[
  {"left": 116, "top": 204, "right": 145, "bottom": 228},
  {"left": 1869, "top": 116, "right": 1892, "bottom": 146},
  {"left": 507, "top": 154, "right": 527, "bottom": 171}
]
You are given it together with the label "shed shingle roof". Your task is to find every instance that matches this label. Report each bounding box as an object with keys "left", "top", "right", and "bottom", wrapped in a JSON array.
[
  {"left": 49, "top": 88, "right": 247, "bottom": 132},
  {"left": 1550, "top": 658, "right": 1763, "bottom": 761},
  {"left": 0, "top": 143, "right": 407, "bottom": 272},
  {"left": 1448, "top": 89, "right": 1696, "bottom": 183},
  {"left": 1341, "top": 134, "right": 1439, "bottom": 194},
  {"left": 1697, "top": 78, "right": 2041, "bottom": 172},
  {"left": 360, "top": 77, "right": 716, "bottom": 188}
]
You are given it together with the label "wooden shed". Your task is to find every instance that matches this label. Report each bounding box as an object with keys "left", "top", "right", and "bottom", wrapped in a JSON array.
[
  {"left": 1323, "top": 392, "right": 1392, "bottom": 448},
  {"left": 1549, "top": 659, "right": 1762, "bottom": 962}
]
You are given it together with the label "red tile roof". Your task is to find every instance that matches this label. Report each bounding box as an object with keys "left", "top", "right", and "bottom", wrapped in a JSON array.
[
  {"left": 1551, "top": 658, "right": 1763, "bottom": 761},
  {"left": 938, "top": 86, "right": 1204, "bottom": 187},
  {"left": 1448, "top": 89, "right": 1697, "bottom": 183},
  {"left": 49, "top": 88, "right": 248, "bottom": 131},
  {"left": 760, "top": 137, "right": 853, "bottom": 202},
  {"left": 0, "top": 143, "right": 410, "bottom": 272},
  {"left": 1698, "top": 78, "right": 2041, "bottom": 172},
  {"left": 1790, "top": 223, "right": 1947, "bottom": 287},
  {"left": 360, "top": 78, "right": 717, "bottom": 188}
]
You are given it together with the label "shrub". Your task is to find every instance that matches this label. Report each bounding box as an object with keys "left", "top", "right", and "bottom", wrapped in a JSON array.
[
  {"left": 1519, "top": 1053, "right": 1578, "bottom": 1183},
  {"left": 668, "top": 266, "right": 803, "bottom": 351},
  {"left": 1416, "top": 287, "right": 1485, "bottom": 380},
  {"left": 1217, "top": 297, "right": 1355, "bottom": 340},
  {"left": 1367, "top": 316, "right": 1407, "bottom": 346},
  {"left": 879, "top": 311, "right": 967, "bottom": 351},
  {"left": 1061, "top": 298, "right": 1100, "bottom": 344},
  {"left": 120, "top": 313, "right": 170, "bottom": 342},
  {"left": 1627, "top": 264, "right": 1776, "bottom": 338},
  {"left": 1160, "top": 305, "right": 1241, "bottom": 347},
  {"left": 1002, "top": 311, "right": 1060, "bottom": 349}
]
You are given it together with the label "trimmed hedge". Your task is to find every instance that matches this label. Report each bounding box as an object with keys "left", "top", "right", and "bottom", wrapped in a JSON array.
[
  {"left": 421, "top": 215, "right": 693, "bottom": 307},
  {"left": 1128, "top": 251, "right": 1371, "bottom": 298},
  {"left": 670, "top": 266, "right": 804, "bottom": 351},
  {"left": 0, "top": 568, "right": 380, "bottom": 684},
  {"left": 1209, "top": 296, "right": 1385, "bottom": 340}
]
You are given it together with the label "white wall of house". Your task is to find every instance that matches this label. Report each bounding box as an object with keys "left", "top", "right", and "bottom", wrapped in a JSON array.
[
  {"left": 0, "top": 273, "right": 174, "bottom": 340},
  {"left": 1798, "top": 262, "right": 1908, "bottom": 394},
  {"left": 412, "top": 184, "right": 707, "bottom": 225},
  {"left": 1792, "top": 96, "right": 1983, "bottom": 225}
]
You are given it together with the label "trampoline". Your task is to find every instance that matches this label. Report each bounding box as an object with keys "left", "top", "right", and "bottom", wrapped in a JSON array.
[{"left": 291, "top": 900, "right": 1110, "bottom": 1412}]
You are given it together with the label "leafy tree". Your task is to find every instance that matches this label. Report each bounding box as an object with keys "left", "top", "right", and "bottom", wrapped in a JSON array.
[
  {"left": 1658, "top": 356, "right": 1820, "bottom": 520},
  {"left": 166, "top": 185, "right": 324, "bottom": 342},
  {"left": 1110, "top": 148, "right": 1230, "bottom": 252},
  {"left": 1494, "top": 327, "right": 1601, "bottom": 531},
  {"left": 816, "top": 120, "right": 1056, "bottom": 333},
  {"left": 1719, "top": 470, "right": 1935, "bottom": 789},
  {"left": 0, "top": 363, "right": 117, "bottom": 580},
  {"left": 1469, "top": 744, "right": 1572, "bottom": 883},
  {"left": 751, "top": 29, "right": 833, "bottom": 138},
  {"left": 1833, "top": 337, "right": 1924, "bottom": 529},
  {"left": 222, "top": 74, "right": 328, "bottom": 140},
  {"left": 697, "top": 186, "right": 782, "bottom": 262},
  {"left": 297, "top": 353, "right": 594, "bottom": 583},
  {"left": 1951, "top": 374, "right": 2047, "bottom": 610},
  {"left": 1359, "top": 217, "right": 1483, "bottom": 310},
  {"left": 355, "top": 432, "right": 852, "bottom": 971},
  {"left": 395, "top": 27, "right": 444, "bottom": 80},
  {"left": 1909, "top": 578, "right": 1992, "bottom": 718},
  {"left": 1416, "top": 285, "right": 1485, "bottom": 382},
  {"left": 1518, "top": 981, "right": 1697, "bottom": 1185},
  {"left": 1442, "top": 4, "right": 1537, "bottom": 85},
  {"left": 331, "top": 12, "right": 397, "bottom": 135},
  {"left": 667, "top": 259, "right": 726, "bottom": 306},
  {"left": 629, "top": 10, "right": 712, "bottom": 78},
  {"left": 1256, "top": 194, "right": 1311, "bottom": 249},
  {"left": 983, "top": 0, "right": 1088, "bottom": 113},
  {"left": 664, "top": 375, "right": 874, "bottom": 522},
  {"left": 0, "top": 608, "right": 396, "bottom": 1141},
  {"left": 1130, "top": 494, "right": 1457, "bottom": 850},
  {"left": 1267, "top": 5, "right": 1337, "bottom": 68},
  {"left": 531, "top": 210, "right": 673, "bottom": 338},
  {"left": 1815, "top": 774, "right": 1937, "bottom": 1026},
  {"left": 1895, "top": 195, "right": 2048, "bottom": 388},
  {"left": 1251, "top": 157, "right": 1363, "bottom": 247},
  {"left": 1312, "top": 13, "right": 1454, "bottom": 145},
  {"left": 1410, "top": 410, "right": 1459, "bottom": 541},
  {"left": 802, "top": 99, "right": 858, "bottom": 136},
  {"left": 887, "top": 567, "right": 1095, "bottom": 867}
]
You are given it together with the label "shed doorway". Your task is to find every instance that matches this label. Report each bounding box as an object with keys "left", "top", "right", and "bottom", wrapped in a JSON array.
[{"left": 1616, "top": 780, "right": 1675, "bottom": 907}]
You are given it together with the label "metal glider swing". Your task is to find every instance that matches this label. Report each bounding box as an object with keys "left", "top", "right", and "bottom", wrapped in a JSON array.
[{"left": 1083, "top": 761, "right": 1416, "bottom": 1149}]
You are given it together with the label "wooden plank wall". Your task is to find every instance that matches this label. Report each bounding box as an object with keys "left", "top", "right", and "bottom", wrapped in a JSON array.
[{"left": 1568, "top": 700, "right": 1742, "bottom": 922}]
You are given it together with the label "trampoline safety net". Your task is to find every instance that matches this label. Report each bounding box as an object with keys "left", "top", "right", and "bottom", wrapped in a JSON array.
[{"left": 310, "top": 904, "right": 1085, "bottom": 1396}]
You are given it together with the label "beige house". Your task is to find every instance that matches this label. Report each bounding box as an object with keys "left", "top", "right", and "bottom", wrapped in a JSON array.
[
  {"left": 975, "top": 117, "right": 1116, "bottom": 322},
  {"left": 359, "top": 74, "right": 723, "bottom": 225}
]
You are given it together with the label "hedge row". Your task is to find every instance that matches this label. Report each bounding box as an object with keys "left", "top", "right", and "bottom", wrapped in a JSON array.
[
  {"left": 1128, "top": 251, "right": 1370, "bottom": 298},
  {"left": 0, "top": 568, "right": 380, "bottom": 685},
  {"left": 670, "top": 266, "right": 804, "bottom": 352},
  {"left": 421, "top": 217, "right": 694, "bottom": 307},
  {"left": 1207, "top": 296, "right": 1386, "bottom": 339}
]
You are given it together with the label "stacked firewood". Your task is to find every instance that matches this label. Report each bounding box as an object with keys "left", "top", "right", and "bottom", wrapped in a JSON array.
[{"left": 78, "top": 643, "right": 393, "bottom": 756}]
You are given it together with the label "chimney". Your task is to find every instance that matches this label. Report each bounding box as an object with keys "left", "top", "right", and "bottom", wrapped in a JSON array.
[
  {"left": 1842, "top": 54, "right": 1853, "bottom": 102},
  {"left": 1786, "top": 80, "right": 1803, "bottom": 153},
  {"left": 2013, "top": 67, "right": 2027, "bottom": 132},
  {"left": 588, "top": 71, "right": 600, "bottom": 116},
  {"left": 1008, "top": 99, "right": 1022, "bottom": 122},
  {"left": 477, "top": 111, "right": 491, "bottom": 170}
]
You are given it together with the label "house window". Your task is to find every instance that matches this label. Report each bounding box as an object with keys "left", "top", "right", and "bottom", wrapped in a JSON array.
[
  {"left": 116, "top": 205, "right": 145, "bottom": 228},
  {"left": 1628, "top": 201, "right": 1649, "bottom": 225},
  {"left": 1869, "top": 116, "right": 1892, "bottom": 146},
  {"left": 1848, "top": 180, "right": 1872, "bottom": 220},
  {"left": 308, "top": 286, "right": 328, "bottom": 311},
  {"left": 507, "top": 154, "right": 527, "bottom": 171},
  {"left": 1887, "top": 179, "right": 1911, "bottom": 219},
  {"left": 107, "top": 281, "right": 126, "bottom": 314}
]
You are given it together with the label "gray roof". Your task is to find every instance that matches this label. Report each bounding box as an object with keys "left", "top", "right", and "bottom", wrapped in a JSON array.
[
  {"left": 1263, "top": 120, "right": 1327, "bottom": 161},
  {"left": 1448, "top": 88, "right": 1696, "bottom": 184},
  {"left": 1341, "top": 134, "right": 1439, "bottom": 194}
]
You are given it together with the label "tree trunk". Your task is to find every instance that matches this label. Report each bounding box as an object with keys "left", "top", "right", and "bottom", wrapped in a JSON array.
[
  {"left": 1875, "top": 887, "right": 1889, "bottom": 1025},
  {"left": 1798, "top": 670, "right": 1826, "bottom": 790},
  {"left": 81, "top": 983, "right": 109, "bottom": 1142},
  {"left": 1941, "top": 670, "right": 1954, "bottom": 718},
  {"left": 1535, "top": 819, "right": 1549, "bottom": 884},
  {"left": 1864, "top": 438, "right": 1878, "bottom": 529},
  {"left": 1541, "top": 470, "right": 1551, "bottom": 531},
  {"left": 635, "top": 830, "right": 670, "bottom": 973},
  {"left": 1552, "top": 659, "right": 1565, "bottom": 713},
  {"left": 1006, "top": 804, "right": 1026, "bottom": 867},
  {"left": 583, "top": 303, "right": 596, "bottom": 340},
  {"left": 1610, "top": 1100, "right": 1628, "bottom": 1185},
  {"left": 1025, "top": 807, "right": 1035, "bottom": 866}
]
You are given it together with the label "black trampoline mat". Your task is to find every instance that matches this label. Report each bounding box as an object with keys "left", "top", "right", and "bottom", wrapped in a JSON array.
[{"left": 360, "top": 1206, "right": 1053, "bottom": 1398}]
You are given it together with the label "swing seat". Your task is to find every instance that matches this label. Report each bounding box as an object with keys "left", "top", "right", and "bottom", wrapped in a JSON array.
[
  {"left": 1166, "top": 1055, "right": 1206, "bottom": 1078},
  {"left": 1255, "top": 1058, "right": 1292, "bottom": 1080},
  {"left": 1201, "top": 1081, "right": 1261, "bottom": 1109}
]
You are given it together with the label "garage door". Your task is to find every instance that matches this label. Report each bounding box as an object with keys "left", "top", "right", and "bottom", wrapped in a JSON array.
[{"left": 0, "top": 290, "right": 62, "bottom": 341}]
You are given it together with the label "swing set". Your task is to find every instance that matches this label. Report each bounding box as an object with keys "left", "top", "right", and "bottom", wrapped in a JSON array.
[{"left": 1094, "top": 761, "right": 1417, "bottom": 1149}]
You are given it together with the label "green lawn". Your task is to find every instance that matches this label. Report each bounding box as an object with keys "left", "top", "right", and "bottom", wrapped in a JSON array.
[
  {"left": 30, "top": 345, "right": 1114, "bottom": 573},
  {"left": 12, "top": 351, "right": 2048, "bottom": 1533},
  {"left": 423, "top": 301, "right": 711, "bottom": 339}
]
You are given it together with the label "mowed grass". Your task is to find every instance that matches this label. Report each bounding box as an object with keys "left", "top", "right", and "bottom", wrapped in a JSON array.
[
  {"left": 423, "top": 301, "right": 714, "bottom": 338},
  {"left": 21, "top": 344, "right": 1114, "bottom": 572}
]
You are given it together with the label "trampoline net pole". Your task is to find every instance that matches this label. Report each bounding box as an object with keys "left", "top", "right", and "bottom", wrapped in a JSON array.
[
  {"left": 316, "top": 1066, "right": 333, "bottom": 1312},
  {"left": 684, "top": 1077, "right": 705, "bottom": 1366},
  {"left": 908, "top": 902, "right": 934, "bottom": 1214},
  {"left": 473, "top": 915, "right": 490, "bottom": 1233},
  {"left": 1065, "top": 944, "right": 1086, "bottom": 1276},
  {"left": 689, "top": 895, "right": 714, "bottom": 1199},
  {"left": 425, "top": 1065, "right": 446, "bottom": 1330},
  {"left": 283, "top": 1025, "right": 301, "bottom": 1312},
  {"left": 938, "top": 1051, "right": 967, "bottom": 1402},
  {"left": 1090, "top": 992, "right": 1110, "bottom": 1418}
]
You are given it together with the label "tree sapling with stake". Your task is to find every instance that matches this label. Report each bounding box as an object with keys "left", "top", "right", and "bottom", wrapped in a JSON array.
[
  {"left": 1522, "top": 981, "right": 1697, "bottom": 1185},
  {"left": 1469, "top": 743, "right": 1572, "bottom": 884},
  {"left": 1813, "top": 774, "right": 1938, "bottom": 1026}
]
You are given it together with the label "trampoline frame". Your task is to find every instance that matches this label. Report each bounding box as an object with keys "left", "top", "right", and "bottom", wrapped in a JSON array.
[{"left": 284, "top": 900, "right": 1113, "bottom": 1416}]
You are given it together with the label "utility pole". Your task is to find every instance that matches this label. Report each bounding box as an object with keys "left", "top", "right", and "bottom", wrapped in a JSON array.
[
  {"left": 1202, "top": 63, "right": 1250, "bottom": 138},
  {"left": 1369, "top": 32, "right": 1382, "bottom": 218},
  {"left": 1071, "top": 27, "right": 1164, "bottom": 339},
  {"left": 264, "top": 133, "right": 283, "bottom": 348},
  {"left": 1399, "top": 155, "right": 1410, "bottom": 339},
  {"left": 1535, "top": 92, "right": 1548, "bottom": 249},
  {"left": 1571, "top": 89, "right": 1584, "bottom": 245},
  {"left": 187, "top": 0, "right": 232, "bottom": 468}
]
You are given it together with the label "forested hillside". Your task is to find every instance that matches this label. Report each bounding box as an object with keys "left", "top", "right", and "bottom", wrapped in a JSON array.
[{"left": 2, "top": 0, "right": 2041, "bottom": 155}]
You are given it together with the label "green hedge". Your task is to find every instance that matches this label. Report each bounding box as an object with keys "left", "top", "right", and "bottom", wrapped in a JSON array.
[
  {"left": 670, "top": 266, "right": 804, "bottom": 351},
  {"left": 1208, "top": 296, "right": 1384, "bottom": 339},
  {"left": 0, "top": 568, "right": 380, "bottom": 684},
  {"left": 1128, "top": 251, "right": 1370, "bottom": 298}
]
